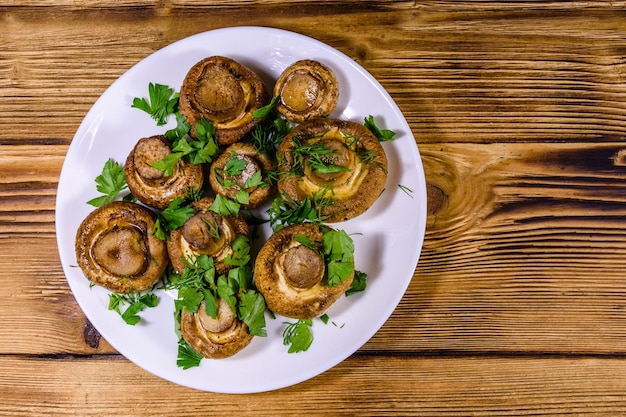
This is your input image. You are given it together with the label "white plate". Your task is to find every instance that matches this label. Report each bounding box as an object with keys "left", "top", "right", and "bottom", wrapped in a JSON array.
[{"left": 55, "top": 26, "right": 427, "bottom": 393}]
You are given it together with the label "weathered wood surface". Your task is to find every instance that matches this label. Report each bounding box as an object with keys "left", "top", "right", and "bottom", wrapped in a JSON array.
[{"left": 3, "top": 1, "right": 626, "bottom": 415}]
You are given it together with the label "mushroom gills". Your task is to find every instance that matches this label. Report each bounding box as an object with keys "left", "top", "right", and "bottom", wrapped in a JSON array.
[{"left": 91, "top": 225, "right": 148, "bottom": 277}]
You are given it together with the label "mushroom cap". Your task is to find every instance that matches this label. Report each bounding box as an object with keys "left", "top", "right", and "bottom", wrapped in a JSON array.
[
  {"left": 277, "top": 118, "right": 388, "bottom": 222},
  {"left": 75, "top": 201, "right": 168, "bottom": 293},
  {"left": 167, "top": 197, "right": 250, "bottom": 276},
  {"left": 208, "top": 142, "right": 276, "bottom": 209},
  {"left": 274, "top": 59, "right": 339, "bottom": 123},
  {"left": 180, "top": 299, "right": 254, "bottom": 359},
  {"left": 179, "top": 56, "right": 270, "bottom": 146},
  {"left": 124, "top": 135, "right": 204, "bottom": 210},
  {"left": 253, "top": 223, "right": 354, "bottom": 319}
]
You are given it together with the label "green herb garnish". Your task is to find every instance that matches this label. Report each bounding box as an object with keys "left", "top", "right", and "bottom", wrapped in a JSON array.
[
  {"left": 131, "top": 83, "right": 179, "bottom": 126},
  {"left": 364, "top": 115, "right": 396, "bottom": 142},
  {"left": 87, "top": 158, "right": 128, "bottom": 207},
  {"left": 346, "top": 270, "right": 367, "bottom": 296},
  {"left": 152, "top": 118, "right": 219, "bottom": 176},
  {"left": 322, "top": 228, "right": 355, "bottom": 287},
  {"left": 176, "top": 339, "right": 204, "bottom": 369},
  {"left": 108, "top": 291, "right": 158, "bottom": 325},
  {"left": 283, "top": 319, "right": 313, "bottom": 353},
  {"left": 152, "top": 197, "right": 195, "bottom": 240}
]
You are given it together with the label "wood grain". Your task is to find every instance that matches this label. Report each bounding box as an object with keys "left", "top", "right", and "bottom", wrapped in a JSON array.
[
  {"left": 4, "top": 0, "right": 626, "bottom": 415},
  {"left": 3, "top": 355, "right": 626, "bottom": 416}
]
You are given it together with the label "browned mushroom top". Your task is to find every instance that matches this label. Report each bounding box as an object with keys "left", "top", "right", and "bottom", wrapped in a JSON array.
[
  {"left": 208, "top": 142, "right": 276, "bottom": 209},
  {"left": 180, "top": 299, "right": 253, "bottom": 359},
  {"left": 276, "top": 118, "right": 388, "bottom": 222},
  {"left": 253, "top": 223, "right": 354, "bottom": 319},
  {"left": 124, "top": 135, "right": 204, "bottom": 210},
  {"left": 167, "top": 197, "right": 249, "bottom": 276},
  {"left": 274, "top": 60, "right": 339, "bottom": 123},
  {"left": 75, "top": 201, "right": 169, "bottom": 293},
  {"left": 179, "top": 56, "right": 270, "bottom": 146}
]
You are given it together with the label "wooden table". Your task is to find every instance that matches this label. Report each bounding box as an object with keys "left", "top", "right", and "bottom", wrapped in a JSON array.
[{"left": 4, "top": 1, "right": 626, "bottom": 415}]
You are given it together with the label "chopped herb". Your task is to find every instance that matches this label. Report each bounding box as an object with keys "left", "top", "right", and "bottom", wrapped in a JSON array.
[
  {"left": 164, "top": 112, "right": 192, "bottom": 141},
  {"left": 209, "top": 194, "right": 241, "bottom": 218},
  {"left": 176, "top": 339, "right": 203, "bottom": 369},
  {"left": 108, "top": 291, "right": 158, "bottom": 325},
  {"left": 346, "top": 270, "right": 367, "bottom": 296},
  {"left": 267, "top": 191, "right": 334, "bottom": 231},
  {"left": 131, "top": 83, "right": 179, "bottom": 126},
  {"left": 152, "top": 197, "right": 195, "bottom": 240},
  {"left": 249, "top": 115, "right": 291, "bottom": 159},
  {"left": 319, "top": 314, "right": 330, "bottom": 324},
  {"left": 283, "top": 319, "right": 313, "bottom": 353},
  {"left": 398, "top": 184, "right": 414, "bottom": 198},
  {"left": 152, "top": 118, "right": 219, "bottom": 176},
  {"left": 87, "top": 158, "right": 128, "bottom": 207},
  {"left": 252, "top": 95, "right": 280, "bottom": 119},
  {"left": 322, "top": 228, "right": 355, "bottom": 287},
  {"left": 364, "top": 115, "right": 396, "bottom": 142}
]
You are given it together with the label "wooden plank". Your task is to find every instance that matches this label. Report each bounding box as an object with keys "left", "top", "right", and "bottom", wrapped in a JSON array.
[
  {"left": 2, "top": 355, "right": 626, "bottom": 416},
  {"left": 1, "top": 5, "right": 626, "bottom": 142}
]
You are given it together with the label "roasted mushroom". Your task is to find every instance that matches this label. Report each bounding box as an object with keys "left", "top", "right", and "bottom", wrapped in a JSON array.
[
  {"left": 75, "top": 201, "right": 168, "bottom": 293},
  {"left": 276, "top": 118, "right": 388, "bottom": 222},
  {"left": 179, "top": 56, "right": 270, "bottom": 146},
  {"left": 274, "top": 59, "right": 339, "bottom": 123},
  {"left": 208, "top": 142, "right": 275, "bottom": 209},
  {"left": 254, "top": 223, "right": 355, "bottom": 319},
  {"left": 167, "top": 197, "right": 249, "bottom": 276},
  {"left": 180, "top": 299, "right": 254, "bottom": 359},
  {"left": 124, "top": 135, "right": 204, "bottom": 210}
]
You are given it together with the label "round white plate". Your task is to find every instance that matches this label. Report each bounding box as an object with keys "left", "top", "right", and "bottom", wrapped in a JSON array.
[{"left": 55, "top": 26, "right": 427, "bottom": 393}]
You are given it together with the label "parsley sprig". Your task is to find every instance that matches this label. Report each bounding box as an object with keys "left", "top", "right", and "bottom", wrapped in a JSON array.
[
  {"left": 131, "top": 83, "right": 179, "bottom": 126},
  {"left": 152, "top": 118, "right": 219, "bottom": 177},
  {"left": 152, "top": 196, "right": 196, "bottom": 240},
  {"left": 87, "top": 158, "right": 130, "bottom": 207},
  {"left": 108, "top": 291, "right": 159, "bottom": 325},
  {"left": 282, "top": 319, "right": 313, "bottom": 353},
  {"left": 364, "top": 115, "right": 396, "bottom": 142},
  {"left": 322, "top": 228, "right": 355, "bottom": 287}
]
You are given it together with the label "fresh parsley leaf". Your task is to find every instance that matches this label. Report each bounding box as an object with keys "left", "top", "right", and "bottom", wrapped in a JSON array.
[
  {"left": 224, "top": 235, "right": 251, "bottom": 267},
  {"left": 252, "top": 95, "right": 280, "bottom": 119},
  {"left": 323, "top": 229, "right": 355, "bottom": 287},
  {"left": 364, "top": 115, "right": 396, "bottom": 142},
  {"left": 87, "top": 158, "right": 128, "bottom": 207},
  {"left": 209, "top": 194, "right": 241, "bottom": 218},
  {"left": 283, "top": 319, "right": 314, "bottom": 353},
  {"left": 177, "top": 339, "right": 203, "bottom": 369},
  {"left": 346, "top": 270, "right": 367, "bottom": 296},
  {"left": 164, "top": 112, "right": 192, "bottom": 141},
  {"left": 108, "top": 292, "right": 159, "bottom": 326},
  {"left": 153, "top": 197, "right": 195, "bottom": 240},
  {"left": 239, "top": 290, "right": 267, "bottom": 337},
  {"left": 132, "top": 83, "right": 179, "bottom": 126},
  {"left": 152, "top": 118, "right": 219, "bottom": 177},
  {"left": 319, "top": 314, "right": 330, "bottom": 324}
]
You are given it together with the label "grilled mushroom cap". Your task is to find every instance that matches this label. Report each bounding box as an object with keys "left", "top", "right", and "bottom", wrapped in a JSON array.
[
  {"left": 180, "top": 299, "right": 254, "bottom": 359},
  {"left": 276, "top": 118, "right": 388, "bottom": 222},
  {"left": 179, "top": 56, "right": 270, "bottom": 146},
  {"left": 274, "top": 60, "right": 339, "bottom": 123},
  {"left": 208, "top": 142, "right": 275, "bottom": 209},
  {"left": 124, "top": 135, "right": 204, "bottom": 210},
  {"left": 167, "top": 197, "right": 249, "bottom": 276},
  {"left": 254, "top": 223, "right": 354, "bottom": 319},
  {"left": 75, "top": 201, "right": 168, "bottom": 293}
]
